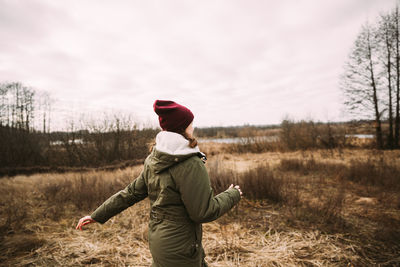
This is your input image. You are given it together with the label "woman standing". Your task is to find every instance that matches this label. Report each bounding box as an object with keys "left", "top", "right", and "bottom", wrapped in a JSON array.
[{"left": 76, "top": 100, "right": 242, "bottom": 267}]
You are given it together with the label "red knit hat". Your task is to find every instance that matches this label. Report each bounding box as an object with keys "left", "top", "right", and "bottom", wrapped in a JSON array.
[{"left": 153, "top": 100, "right": 194, "bottom": 133}]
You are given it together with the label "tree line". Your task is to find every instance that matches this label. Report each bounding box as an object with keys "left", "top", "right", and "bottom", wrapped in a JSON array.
[
  {"left": 0, "top": 82, "right": 53, "bottom": 133},
  {"left": 342, "top": 6, "right": 400, "bottom": 149},
  {"left": 0, "top": 82, "right": 158, "bottom": 173}
]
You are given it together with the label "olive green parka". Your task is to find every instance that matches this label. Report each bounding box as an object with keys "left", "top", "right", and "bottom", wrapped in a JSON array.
[{"left": 91, "top": 131, "right": 241, "bottom": 267}]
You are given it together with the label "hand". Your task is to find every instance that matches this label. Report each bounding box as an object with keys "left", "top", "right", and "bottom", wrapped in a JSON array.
[
  {"left": 228, "top": 184, "right": 242, "bottom": 197},
  {"left": 76, "top": 215, "right": 96, "bottom": 230}
]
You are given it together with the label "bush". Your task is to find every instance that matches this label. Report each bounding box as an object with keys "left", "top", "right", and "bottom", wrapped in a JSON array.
[
  {"left": 280, "top": 119, "right": 346, "bottom": 150},
  {"left": 208, "top": 159, "right": 347, "bottom": 228},
  {"left": 207, "top": 160, "right": 238, "bottom": 195},
  {"left": 340, "top": 159, "right": 400, "bottom": 190},
  {"left": 39, "top": 170, "right": 136, "bottom": 218},
  {"left": 279, "top": 158, "right": 345, "bottom": 176},
  {"left": 239, "top": 165, "right": 285, "bottom": 202},
  {"left": 223, "top": 137, "right": 282, "bottom": 154},
  {"left": 208, "top": 161, "right": 286, "bottom": 202},
  {"left": 0, "top": 124, "right": 158, "bottom": 175},
  {"left": 0, "top": 186, "right": 28, "bottom": 235}
]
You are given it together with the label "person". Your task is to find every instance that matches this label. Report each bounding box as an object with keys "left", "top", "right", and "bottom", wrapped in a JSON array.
[{"left": 76, "top": 100, "right": 242, "bottom": 267}]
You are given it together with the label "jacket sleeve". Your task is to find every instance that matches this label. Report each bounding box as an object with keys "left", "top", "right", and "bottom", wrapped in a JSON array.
[
  {"left": 91, "top": 171, "right": 148, "bottom": 224},
  {"left": 172, "top": 158, "right": 241, "bottom": 223}
]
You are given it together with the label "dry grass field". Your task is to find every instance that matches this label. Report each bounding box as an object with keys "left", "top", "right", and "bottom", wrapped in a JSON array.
[{"left": 1, "top": 148, "right": 400, "bottom": 266}]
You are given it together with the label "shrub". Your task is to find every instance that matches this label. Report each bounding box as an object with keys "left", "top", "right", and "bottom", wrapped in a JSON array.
[
  {"left": 208, "top": 159, "right": 347, "bottom": 229},
  {"left": 280, "top": 119, "right": 346, "bottom": 150},
  {"left": 223, "top": 138, "right": 282, "bottom": 154},
  {"left": 208, "top": 161, "right": 286, "bottom": 202},
  {"left": 0, "top": 186, "right": 28, "bottom": 235},
  {"left": 340, "top": 159, "right": 400, "bottom": 190},
  {"left": 207, "top": 160, "right": 238, "bottom": 195},
  {"left": 279, "top": 158, "right": 344, "bottom": 176},
  {"left": 39, "top": 170, "right": 137, "bottom": 217},
  {"left": 239, "top": 165, "right": 285, "bottom": 202}
]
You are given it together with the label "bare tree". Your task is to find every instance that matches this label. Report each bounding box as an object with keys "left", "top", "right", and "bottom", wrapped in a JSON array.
[
  {"left": 378, "top": 13, "right": 396, "bottom": 148},
  {"left": 393, "top": 6, "right": 400, "bottom": 148},
  {"left": 0, "top": 82, "right": 35, "bottom": 131},
  {"left": 0, "top": 83, "right": 8, "bottom": 127},
  {"left": 22, "top": 86, "right": 35, "bottom": 132},
  {"left": 37, "top": 91, "right": 53, "bottom": 133},
  {"left": 342, "top": 22, "right": 384, "bottom": 148}
]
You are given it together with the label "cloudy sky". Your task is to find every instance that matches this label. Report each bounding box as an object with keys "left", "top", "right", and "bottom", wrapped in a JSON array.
[{"left": 0, "top": 0, "right": 397, "bottom": 130}]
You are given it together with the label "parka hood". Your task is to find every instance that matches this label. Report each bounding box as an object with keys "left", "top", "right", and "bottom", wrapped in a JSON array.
[{"left": 149, "top": 131, "right": 200, "bottom": 174}]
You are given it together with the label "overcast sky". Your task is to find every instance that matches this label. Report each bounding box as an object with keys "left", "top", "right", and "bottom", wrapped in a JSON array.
[{"left": 0, "top": 0, "right": 397, "bottom": 130}]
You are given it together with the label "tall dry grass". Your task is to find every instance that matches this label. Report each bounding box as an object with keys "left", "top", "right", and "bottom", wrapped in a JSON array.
[
  {"left": 208, "top": 158, "right": 347, "bottom": 230},
  {"left": 278, "top": 156, "right": 400, "bottom": 190},
  {"left": 208, "top": 161, "right": 285, "bottom": 202}
]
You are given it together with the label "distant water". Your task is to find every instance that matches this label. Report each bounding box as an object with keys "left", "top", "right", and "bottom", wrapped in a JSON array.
[
  {"left": 345, "top": 134, "right": 374, "bottom": 139},
  {"left": 200, "top": 134, "right": 374, "bottom": 144},
  {"left": 50, "top": 139, "right": 85, "bottom": 146},
  {"left": 50, "top": 135, "right": 374, "bottom": 146},
  {"left": 199, "top": 136, "right": 279, "bottom": 144}
]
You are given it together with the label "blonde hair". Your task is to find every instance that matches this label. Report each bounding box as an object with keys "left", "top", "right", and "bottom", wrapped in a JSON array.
[{"left": 181, "top": 131, "right": 198, "bottom": 148}]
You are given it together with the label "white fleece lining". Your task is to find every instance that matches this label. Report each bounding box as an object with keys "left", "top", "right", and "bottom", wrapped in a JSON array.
[{"left": 155, "top": 131, "right": 200, "bottom": 155}]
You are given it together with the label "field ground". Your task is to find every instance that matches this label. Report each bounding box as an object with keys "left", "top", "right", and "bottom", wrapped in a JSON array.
[{"left": 1, "top": 148, "right": 400, "bottom": 266}]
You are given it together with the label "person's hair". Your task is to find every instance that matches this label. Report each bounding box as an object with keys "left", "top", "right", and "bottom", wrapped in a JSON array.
[
  {"left": 181, "top": 131, "right": 198, "bottom": 148},
  {"left": 148, "top": 140, "right": 156, "bottom": 153}
]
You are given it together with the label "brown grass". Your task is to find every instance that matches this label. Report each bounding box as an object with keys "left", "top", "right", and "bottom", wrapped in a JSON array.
[
  {"left": 208, "top": 160, "right": 285, "bottom": 202},
  {"left": 1, "top": 149, "right": 400, "bottom": 266}
]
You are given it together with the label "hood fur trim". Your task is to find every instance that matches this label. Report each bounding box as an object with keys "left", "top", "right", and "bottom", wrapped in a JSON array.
[{"left": 155, "top": 131, "right": 200, "bottom": 155}]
